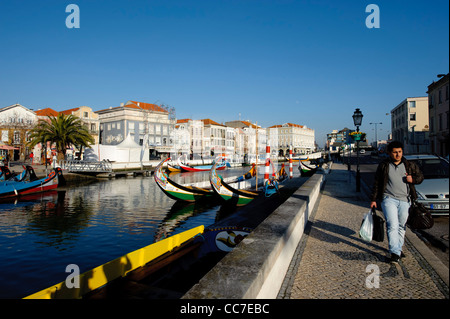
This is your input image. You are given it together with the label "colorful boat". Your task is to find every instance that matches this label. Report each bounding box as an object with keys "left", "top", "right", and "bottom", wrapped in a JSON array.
[
  {"left": 24, "top": 225, "right": 205, "bottom": 299},
  {"left": 1, "top": 165, "right": 35, "bottom": 182},
  {"left": 209, "top": 159, "right": 259, "bottom": 206},
  {"left": 179, "top": 160, "right": 228, "bottom": 172},
  {"left": 166, "top": 155, "right": 185, "bottom": 172},
  {"left": 264, "top": 161, "right": 288, "bottom": 197},
  {"left": 299, "top": 161, "right": 318, "bottom": 177},
  {"left": 0, "top": 167, "right": 62, "bottom": 198},
  {"left": 154, "top": 158, "right": 215, "bottom": 202}
]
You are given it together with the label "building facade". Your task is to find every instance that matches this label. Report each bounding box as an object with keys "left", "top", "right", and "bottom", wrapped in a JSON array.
[
  {"left": 427, "top": 73, "right": 449, "bottom": 157},
  {"left": 0, "top": 104, "right": 37, "bottom": 161},
  {"left": 391, "top": 97, "right": 429, "bottom": 154},
  {"left": 268, "top": 123, "right": 315, "bottom": 156},
  {"left": 96, "top": 100, "right": 175, "bottom": 158}
]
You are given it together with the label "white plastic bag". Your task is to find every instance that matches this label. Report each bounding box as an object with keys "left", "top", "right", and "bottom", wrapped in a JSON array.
[{"left": 359, "top": 211, "right": 373, "bottom": 242}]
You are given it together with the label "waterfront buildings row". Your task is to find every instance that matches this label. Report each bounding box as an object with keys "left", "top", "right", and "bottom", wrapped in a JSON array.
[
  {"left": 326, "top": 73, "right": 449, "bottom": 157},
  {"left": 0, "top": 100, "right": 315, "bottom": 163}
]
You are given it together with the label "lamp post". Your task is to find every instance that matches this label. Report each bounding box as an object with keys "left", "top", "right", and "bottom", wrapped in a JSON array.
[
  {"left": 369, "top": 122, "right": 382, "bottom": 149},
  {"left": 352, "top": 108, "right": 363, "bottom": 192}
]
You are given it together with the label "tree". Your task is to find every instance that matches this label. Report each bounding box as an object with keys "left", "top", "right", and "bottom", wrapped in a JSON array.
[{"left": 27, "top": 114, "right": 95, "bottom": 160}]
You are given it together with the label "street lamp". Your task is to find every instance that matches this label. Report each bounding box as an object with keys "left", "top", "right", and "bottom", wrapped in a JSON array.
[{"left": 352, "top": 108, "right": 363, "bottom": 192}]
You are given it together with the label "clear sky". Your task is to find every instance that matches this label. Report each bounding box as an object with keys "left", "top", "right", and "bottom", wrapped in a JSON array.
[{"left": 1, "top": 0, "right": 448, "bottom": 147}]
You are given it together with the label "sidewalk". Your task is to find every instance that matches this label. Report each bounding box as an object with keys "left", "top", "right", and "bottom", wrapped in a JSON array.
[{"left": 278, "top": 163, "right": 449, "bottom": 299}]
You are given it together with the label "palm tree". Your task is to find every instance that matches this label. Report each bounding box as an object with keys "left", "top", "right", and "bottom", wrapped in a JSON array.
[{"left": 28, "top": 114, "right": 95, "bottom": 160}]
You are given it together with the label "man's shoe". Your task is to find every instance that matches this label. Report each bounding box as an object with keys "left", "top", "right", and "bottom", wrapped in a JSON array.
[{"left": 390, "top": 253, "right": 400, "bottom": 263}]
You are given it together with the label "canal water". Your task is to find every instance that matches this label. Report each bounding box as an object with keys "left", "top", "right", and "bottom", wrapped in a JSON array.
[{"left": 0, "top": 165, "right": 299, "bottom": 298}]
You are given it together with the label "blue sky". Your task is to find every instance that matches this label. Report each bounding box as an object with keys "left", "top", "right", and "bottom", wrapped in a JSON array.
[{"left": 0, "top": 0, "right": 448, "bottom": 146}]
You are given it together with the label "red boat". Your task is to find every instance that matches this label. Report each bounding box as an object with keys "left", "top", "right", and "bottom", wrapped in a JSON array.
[{"left": 179, "top": 161, "right": 228, "bottom": 172}]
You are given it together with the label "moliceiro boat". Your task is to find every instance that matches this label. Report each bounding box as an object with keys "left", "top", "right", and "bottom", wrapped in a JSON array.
[
  {"left": 24, "top": 226, "right": 205, "bottom": 299},
  {"left": 0, "top": 167, "right": 63, "bottom": 199},
  {"left": 209, "top": 158, "right": 259, "bottom": 206},
  {"left": 299, "top": 161, "right": 318, "bottom": 177},
  {"left": 179, "top": 159, "right": 228, "bottom": 172},
  {"left": 154, "top": 158, "right": 214, "bottom": 201}
]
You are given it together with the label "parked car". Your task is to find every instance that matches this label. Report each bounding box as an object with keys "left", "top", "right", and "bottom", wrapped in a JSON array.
[
  {"left": 404, "top": 154, "right": 449, "bottom": 216},
  {"left": 359, "top": 149, "right": 366, "bottom": 154}
]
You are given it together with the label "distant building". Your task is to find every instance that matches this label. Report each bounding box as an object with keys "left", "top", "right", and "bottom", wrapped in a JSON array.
[
  {"left": 427, "top": 73, "right": 449, "bottom": 157},
  {"left": 0, "top": 103, "right": 37, "bottom": 161},
  {"left": 268, "top": 123, "right": 315, "bottom": 156},
  {"left": 173, "top": 119, "right": 205, "bottom": 159},
  {"left": 391, "top": 97, "right": 429, "bottom": 154},
  {"left": 96, "top": 100, "right": 175, "bottom": 158}
]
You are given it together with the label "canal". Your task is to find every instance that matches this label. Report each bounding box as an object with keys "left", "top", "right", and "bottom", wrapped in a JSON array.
[{"left": 0, "top": 165, "right": 299, "bottom": 298}]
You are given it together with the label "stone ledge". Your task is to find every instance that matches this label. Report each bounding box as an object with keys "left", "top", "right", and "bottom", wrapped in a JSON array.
[{"left": 182, "top": 173, "right": 325, "bottom": 299}]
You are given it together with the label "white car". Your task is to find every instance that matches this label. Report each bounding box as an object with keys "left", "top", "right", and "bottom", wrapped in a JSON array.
[{"left": 404, "top": 154, "right": 449, "bottom": 216}]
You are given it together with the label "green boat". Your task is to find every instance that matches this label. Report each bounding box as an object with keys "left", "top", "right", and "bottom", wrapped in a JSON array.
[
  {"left": 209, "top": 159, "right": 259, "bottom": 206},
  {"left": 154, "top": 157, "right": 215, "bottom": 202}
]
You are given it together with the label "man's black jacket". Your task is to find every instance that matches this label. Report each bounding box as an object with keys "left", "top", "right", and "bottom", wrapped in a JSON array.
[{"left": 370, "top": 157, "right": 424, "bottom": 202}]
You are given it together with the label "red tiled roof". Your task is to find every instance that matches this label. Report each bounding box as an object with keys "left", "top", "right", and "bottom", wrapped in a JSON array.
[
  {"left": 269, "top": 123, "right": 310, "bottom": 129},
  {"left": 177, "top": 118, "right": 191, "bottom": 123},
  {"left": 60, "top": 107, "right": 80, "bottom": 115},
  {"left": 201, "top": 119, "right": 225, "bottom": 126},
  {"left": 35, "top": 108, "right": 59, "bottom": 117},
  {"left": 127, "top": 101, "right": 168, "bottom": 113}
]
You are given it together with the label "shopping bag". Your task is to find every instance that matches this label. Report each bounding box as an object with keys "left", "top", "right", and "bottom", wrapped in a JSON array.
[
  {"left": 371, "top": 208, "right": 385, "bottom": 242},
  {"left": 359, "top": 210, "right": 373, "bottom": 242}
]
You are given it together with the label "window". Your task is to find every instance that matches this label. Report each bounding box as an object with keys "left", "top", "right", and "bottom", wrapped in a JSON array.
[
  {"left": 409, "top": 101, "right": 416, "bottom": 108},
  {"left": 13, "top": 131, "right": 20, "bottom": 144},
  {"left": 410, "top": 113, "right": 416, "bottom": 121},
  {"left": 84, "top": 112, "right": 88, "bottom": 118}
]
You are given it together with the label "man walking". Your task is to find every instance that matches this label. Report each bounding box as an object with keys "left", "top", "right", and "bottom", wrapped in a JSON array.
[{"left": 370, "top": 141, "right": 424, "bottom": 263}]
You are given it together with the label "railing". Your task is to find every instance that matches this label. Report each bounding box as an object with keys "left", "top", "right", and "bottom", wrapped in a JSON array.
[{"left": 60, "top": 160, "right": 113, "bottom": 173}]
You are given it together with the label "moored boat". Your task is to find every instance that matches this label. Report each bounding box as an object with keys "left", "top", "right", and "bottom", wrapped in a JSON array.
[
  {"left": 166, "top": 155, "right": 185, "bottom": 172},
  {"left": 179, "top": 160, "right": 228, "bottom": 172},
  {"left": 1, "top": 165, "right": 36, "bottom": 182},
  {"left": 209, "top": 159, "right": 259, "bottom": 206},
  {"left": 0, "top": 167, "right": 62, "bottom": 198},
  {"left": 154, "top": 158, "right": 215, "bottom": 202},
  {"left": 24, "top": 225, "right": 205, "bottom": 299},
  {"left": 299, "top": 161, "right": 318, "bottom": 177}
]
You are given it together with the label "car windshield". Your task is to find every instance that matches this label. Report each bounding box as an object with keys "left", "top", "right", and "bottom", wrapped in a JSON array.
[{"left": 409, "top": 159, "right": 449, "bottom": 179}]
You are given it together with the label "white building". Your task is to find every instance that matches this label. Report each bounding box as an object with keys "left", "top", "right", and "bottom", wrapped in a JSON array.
[
  {"left": 268, "top": 123, "right": 315, "bottom": 156},
  {"left": 0, "top": 103, "right": 37, "bottom": 161},
  {"left": 96, "top": 100, "right": 175, "bottom": 159},
  {"left": 391, "top": 97, "right": 429, "bottom": 154}
]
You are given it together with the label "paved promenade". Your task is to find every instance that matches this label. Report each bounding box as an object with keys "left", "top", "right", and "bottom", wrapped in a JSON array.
[{"left": 278, "top": 163, "right": 449, "bottom": 299}]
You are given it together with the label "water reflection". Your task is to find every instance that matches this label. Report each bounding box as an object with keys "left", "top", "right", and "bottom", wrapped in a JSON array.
[
  {"left": 0, "top": 168, "right": 246, "bottom": 298},
  {"left": 0, "top": 165, "right": 299, "bottom": 298}
]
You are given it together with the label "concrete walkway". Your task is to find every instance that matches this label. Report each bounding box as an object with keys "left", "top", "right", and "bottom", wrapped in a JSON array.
[{"left": 278, "top": 163, "right": 449, "bottom": 299}]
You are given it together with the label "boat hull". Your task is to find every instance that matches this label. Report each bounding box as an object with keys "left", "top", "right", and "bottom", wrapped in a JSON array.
[
  {"left": 154, "top": 158, "right": 214, "bottom": 202},
  {"left": 0, "top": 168, "right": 62, "bottom": 198},
  {"left": 24, "top": 225, "right": 205, "bottom": 299},
  {"left": 209, "top": 160, "right": 258, "bottom": 206},
  {"left": 179, "top": 162, "right": 226, "bottom": 172}
]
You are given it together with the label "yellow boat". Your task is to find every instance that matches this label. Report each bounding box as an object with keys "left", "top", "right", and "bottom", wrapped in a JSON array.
[{"left": 24, "top": 225, "right": 204, "bottom": 299}]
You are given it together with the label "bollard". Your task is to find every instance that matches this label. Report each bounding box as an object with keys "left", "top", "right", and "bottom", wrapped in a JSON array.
[
  {"left": 289, "top": 145, "right": 293, "bottom": 179},
  {"left": 264, "top": 143, "right": 270, "bottom": 185}
]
